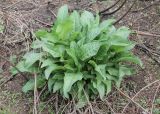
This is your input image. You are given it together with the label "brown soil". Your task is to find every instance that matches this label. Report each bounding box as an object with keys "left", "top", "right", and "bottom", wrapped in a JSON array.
[{"left": 0, "top": 0, "right": 160, "bottom": 114}]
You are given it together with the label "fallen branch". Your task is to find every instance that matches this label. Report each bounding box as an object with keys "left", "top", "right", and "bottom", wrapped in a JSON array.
[
  {"left": 99, "top": 0, "right": 121, "bottom": 14},
  {"left": 135, "top": 44, "right": 160, "bottom": 66},
  {"left": 114, "top": 0, "right": 136, "bottom": 24},
  {"left": 134, "top": 30, "right": 160, "bottom": 37},
  {"left": 101, "top": 0, "right": 127, "bottom": 16}
]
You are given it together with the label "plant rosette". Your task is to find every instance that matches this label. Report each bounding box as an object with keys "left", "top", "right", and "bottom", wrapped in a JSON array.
[{"left": 11, "top": 5, "right": 142, "bottom": 107}]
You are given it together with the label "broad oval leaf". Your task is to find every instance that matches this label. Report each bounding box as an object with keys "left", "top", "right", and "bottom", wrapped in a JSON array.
[
  {"left": 87, "top": 27, "right": 101, "bottom": 42},
  {"left": 44, "top": 64, "right": 64, "bottom": 79},
  {"left": 100, "top": 19, "right": 116, "bottom": 31},
  {"left": 23, "top": 51, "right": 43, "bottom": 68},
  {"left": 116, "top": 56, "right": 143, "bottom": 67},
  {"left": 113, "top": 26, "right": 131, "bottom": 39},
  {"left": 57, "top": 5, "right": 68, "bottom": 22},
  {"left": 10, "top": 61, "right": 38, "bottom": 75},
  {"left": 81, "top": 42, "right": 101, "bottom": 60},
  {"left": 80, "top": 11, "right": 94, "bottom": 27},
  {"left": 53, "top": 81, "right": 63, "bottom": 93},
  {"left": 63, "top": 72, "right": 83, "bottom": 98},
  {"left": 48, "top": 78, "right": 55, "bottom": 92},
  {"left": 70, "top": 11, "right": 81, "bottom": 32},
  {"left": 96, "top": 82, "right": 105, "bottom": 100},
  {"left": 103, "top": 80, "right": 112, "bottom": 94},
  {"left": 22, "top": 76, "right": 46, "bottom": 93}
]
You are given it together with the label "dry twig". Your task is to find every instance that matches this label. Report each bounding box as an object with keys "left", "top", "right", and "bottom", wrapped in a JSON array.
[
  {"left": 121, "top": 80, "right": 160, "bottom": 114},
  {"left": 33, "top": 73, "right": 38, "bottom": 114},
  {"left": 135, "top": 30, "right": 160, "bottom": 37},
  {"left": 99, "top": 0, "right": 121, "bottom": 14},
  {"left": 114, "top": 0, "right": 136, "bottom": 24},
  {"left": 115, "top": 86, "right": 150, "bottom": 114},
  {"left": 132, "top": 0, "right": 160, "bottom": 13},
  {"left": 83, "top": 88, "right": 95, "bottom": 114},
  {"left": 101, "top": 0, "right": 127, "bottom": 16},
  {"left": 150, "top": 83, "right": 160, "bottom": 114}
]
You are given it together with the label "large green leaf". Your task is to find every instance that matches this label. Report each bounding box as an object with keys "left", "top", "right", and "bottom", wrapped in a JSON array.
[
  {"left": 93, "top": 76, "right": 105, "bottom": 100},
  {"left": 44, "top": 64, "right": 64, "bottom": 79},
  {"left": 119, "top": 66, "right": 134, "bottom": 77},
  {"left": 35, "top": 29, "right": 48, "bottom": 38},
  {"left": 66, "top": 49, "right": 79, "bottom": 69},
  {"left": 116, "top": 56, "right": 143, "bottom": 66},
  {"left": 48, "top": 78, "right": 55, "bottom": 92},
  {"left": 66, "top": 42, "right": 82, "bottom": 70},
  {"left": 81, "top": 42, "right": 101, "bottom": 60},
  {"left": 53, "top": 81, "right": 63, "bottom": 93},
  {"left": 96, "top": 82, "right": 105, "bottom": 99},
  {"left": 10, "top": 61, "right": 38, "bottom": 75},
  {"left": 22, "top": 76, "right": 46, "bottom": 93},
  {"left": 31, "top": 40, "right": 44, "bottom": 49},
  {"left": 80, "top": 11, "right": 94, "bottom": 27},
  {"left": 42, "top": 44, "right": 61, "bottom": 58},
  {"left": 103, "top": 80, "right": 112, "bottom": 94},
  {"left": 57, "top": 5, "right": 68, "bottom": 22},
  {"left": 70, "top": 11, "right": 81, "bottom": 32},
  {"left": 63, "top": 72, "right": 83, "bottom": 98},
  {"left": 100, "top": 19, "right": 115, "bottom": 31},
  {"left": 23, "top": 51, "right": 43, "bottom": 68},
  {"left": 41, "top": 58, "right": 55, "bottom": 68},
  {"left": 89, "top": 60, "right": 106, "bottom": 79},
  {"left": 76, "top": 95, "right": 87, "bottom": 108},
  {"left": 107, "top": 68, "right": 119, "bottom": 76},
  {"left": 87, "top": 27, "right": 100, "bottom": 42},
  {"left": 96, "top": 45, "right": 110, "bottom": 60},
  {"left": 113, "top": 26, "right": 131, "bottom": 39},
  {"left": 56, "top": 19, "right": 73, "bottom": 40}
]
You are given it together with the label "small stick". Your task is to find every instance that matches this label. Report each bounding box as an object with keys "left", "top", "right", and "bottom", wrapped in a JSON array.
[
  {"left": 33, "top": 73, "right": 38, "bottom": 114},
  {"left": 37, "top": 83, "right": 47, "bottom": 101},
  {"left": 99, "top": 0, "right": 121, "bottom": 14},
  {"left": 48, "top": 9, "right": 57, "bottom": 18},
  {"left": 0, "top": 76, "right": 14, "bottom": 87},
  {"left": 134, "top": 30, "right": 160, "bottom": 37},
  {"left": 105, "top": 99, "right": 116, "bottom": 114},
  {"left": 55, "top": 93, "right": 58, "bottom": 114},
  {"left": 150, "top": 83, "right": 160, "bottom": 114},
  {"left": 114, "top": 0, "right": 136, "bottom": 24},
  {"left": 102, "top": 0, "right": 127, "bottom": 16},
  {"left": 83, "top": 88, "right": 95, "bottom": 114},
  {"left": 121, "top": 80, "right": 160, "bottom": 114},
  {"left": 115, "top": 86, "right": 150, "bottom": 114},
  {"left": 34, "top": 19, "right": 52, "bottom": 27},
  {"left": 132, "top": 0, "right": 160, "bottom": 13},
  {"left": 39, "top": 96, "right": 56, "bottom": 113}
]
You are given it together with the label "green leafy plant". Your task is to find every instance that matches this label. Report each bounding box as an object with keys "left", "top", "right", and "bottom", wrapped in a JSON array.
[{"left": 11, "top": 5, "right": 142, "bottom": 102}]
